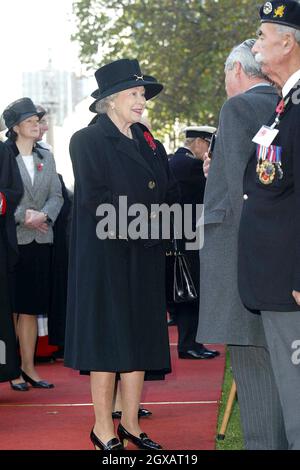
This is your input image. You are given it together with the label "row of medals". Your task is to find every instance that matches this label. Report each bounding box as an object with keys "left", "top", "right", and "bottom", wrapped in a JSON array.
[
  {"left": 256, "top": 96, "right": 289, "bottom": 185},
  {"left": 256, "top": 159, "right": 283, "bottom": 185}
]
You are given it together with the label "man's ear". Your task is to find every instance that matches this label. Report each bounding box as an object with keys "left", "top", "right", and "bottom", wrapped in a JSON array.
[
  {"left": 283, "top": 33, "right": 297, "bottom": 55},
  {"left": 234, "top": 61, "right": 243, "bottom": 77}
]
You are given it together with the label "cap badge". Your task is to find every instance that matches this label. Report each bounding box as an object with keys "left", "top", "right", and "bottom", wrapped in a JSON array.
[
  {"left": 274, "top": 5, "right": 286, "bottom": 18},
  {"left": 134, "top": 74, "right": 144, "bottom": 81},
  {"left": 263, "top": 2, "right": 273, "bottom": 14}
]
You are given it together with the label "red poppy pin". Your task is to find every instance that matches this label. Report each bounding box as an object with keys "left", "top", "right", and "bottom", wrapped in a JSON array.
[
  {"left": 144, "top": 131, "right": 157, "bottom": 151},
  {"left": 37, "top": 163, "right": 44, "bottom": 172}
]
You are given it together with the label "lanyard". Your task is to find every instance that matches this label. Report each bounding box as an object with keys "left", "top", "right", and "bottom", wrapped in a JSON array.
[{"left": 270, "top": 96, "right": 290, "bottom": 129}]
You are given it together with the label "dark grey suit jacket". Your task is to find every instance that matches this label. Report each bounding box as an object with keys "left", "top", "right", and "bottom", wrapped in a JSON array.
[{"left": 196, "top": 85, "right": 278, "bottom": 346}]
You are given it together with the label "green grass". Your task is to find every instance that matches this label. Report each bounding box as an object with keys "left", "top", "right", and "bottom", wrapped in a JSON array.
[{"left": 216, "top": 351, "right": 244, "bottom": 450}]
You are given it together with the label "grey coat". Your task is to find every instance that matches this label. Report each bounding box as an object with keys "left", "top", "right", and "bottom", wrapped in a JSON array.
[
  {"left": 6, "top": 142, "right": 63, "bottom": 245},
  {"left": 196, "top": 85, "right": 278, "bottom": 346}
]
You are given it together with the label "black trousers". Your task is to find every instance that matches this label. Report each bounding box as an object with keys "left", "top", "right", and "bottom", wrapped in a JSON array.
[
  {"left": 174, "top": 300, "right": 203, "bottom": 352},
  {"left": 174, "top": 249, "right": 203, "bottom": 352}
]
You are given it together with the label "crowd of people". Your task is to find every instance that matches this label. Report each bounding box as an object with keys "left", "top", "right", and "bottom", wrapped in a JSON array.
[{"left": 1, "top": 0, "right": 300, "bottom": 450}]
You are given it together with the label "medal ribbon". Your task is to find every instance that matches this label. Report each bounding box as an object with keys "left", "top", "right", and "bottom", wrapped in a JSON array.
[{"left": 256, "top": 144, "right": 282, "bottom": 163}]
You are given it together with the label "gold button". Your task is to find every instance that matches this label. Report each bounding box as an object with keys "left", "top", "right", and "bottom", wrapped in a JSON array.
[{"left": 148, "top": 181, "right": 156, "bottom": 189}]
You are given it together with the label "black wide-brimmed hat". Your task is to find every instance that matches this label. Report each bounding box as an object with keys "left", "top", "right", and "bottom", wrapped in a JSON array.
[
  {"left": 3, "top": 97, "right": 45, "bottom": 130},
  {"left": 89, "top": 59, "right": 163, "bottom": 113},
  {"left": 260, "top": 1, "right": 300, "bottom": 29}
]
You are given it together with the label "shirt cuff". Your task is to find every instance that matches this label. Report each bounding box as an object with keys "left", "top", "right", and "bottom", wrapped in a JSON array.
[{"left": 0, "top": 192, "right": 7, "bottom": 216}]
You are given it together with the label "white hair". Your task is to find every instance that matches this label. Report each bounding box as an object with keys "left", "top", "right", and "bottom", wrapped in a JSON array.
[
  {"left": 94, "top": 93, "right": 119, "bottom": 114},
  {"left": 276, "top": 24, "right": 300, "bottom": 44},
  {"left": 225, "top": 38, "right": 266, "bottom": 79}
]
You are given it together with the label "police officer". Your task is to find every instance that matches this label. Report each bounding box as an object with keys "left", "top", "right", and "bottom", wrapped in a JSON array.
[
  {"left": 169, "top": 126, "right": 219, "bottom": 359},
  {"left": 239, "top": 0, "right": 300, "bottom": 449}
]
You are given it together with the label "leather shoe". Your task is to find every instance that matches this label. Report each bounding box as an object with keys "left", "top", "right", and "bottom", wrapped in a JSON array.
[
  {"left": 178, "top": 349, "right": 219, "bottom": 359},
  {"left": 138, "top": 408, "right": 152, "bottom": 418},
  {"left": 90, "top": 429, "right": 123, "bottom": 450},
  {"left": 10, "top": 381, "right": 29, "bottom": 391},
  {"left": 117, "top": 423, "right": 162, "bottom": 450},
  {"left": 205, "top": 347, "right": 220, "bottom": 357},
  {"left": 21, "top": 370, "right": 54, "bottom": 389},
  {"left": 112, "top": 408, "right": 152, "bottom": 419}
]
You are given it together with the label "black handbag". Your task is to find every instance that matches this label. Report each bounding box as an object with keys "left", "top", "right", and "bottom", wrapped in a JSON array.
[{"left": 165, "top": 236, "right": 198, "bottom": 304}]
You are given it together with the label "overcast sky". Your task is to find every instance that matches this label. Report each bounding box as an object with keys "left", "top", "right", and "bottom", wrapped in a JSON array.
[{"left": 0, "top": 0, "right": 80, "bottom": 111}]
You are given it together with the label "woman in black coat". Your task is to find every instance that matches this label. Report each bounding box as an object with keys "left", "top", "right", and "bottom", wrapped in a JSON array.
[
  {"left": 0, "top": 141, "right": 23, "bottom": 382},
  {"left": 64, "top": 59, "right": 175, "bottom": 450}
]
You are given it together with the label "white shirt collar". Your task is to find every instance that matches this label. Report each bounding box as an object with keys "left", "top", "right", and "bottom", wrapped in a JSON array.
[{"left": 282, "top": 69, "right": 300, "bottom": 98}]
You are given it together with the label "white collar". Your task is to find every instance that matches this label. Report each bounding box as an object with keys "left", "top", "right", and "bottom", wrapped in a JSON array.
[{"left": 282, "top": 69, "right": 300, "bottom": 97}]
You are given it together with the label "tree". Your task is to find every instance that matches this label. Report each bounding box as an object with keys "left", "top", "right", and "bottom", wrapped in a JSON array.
[{"left": 73, "top": 0, "right": 260, "bottom": 142}]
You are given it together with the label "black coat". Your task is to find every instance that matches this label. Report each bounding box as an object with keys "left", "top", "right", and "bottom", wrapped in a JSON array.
[
  {"left": 64, "top": 114, "right": 176, "bottom": 372},
  {"left": 0, "top": 142, "right": 23, "bottom": 382},
  {"left": 48, "top": 174, "right": 72, "bottom": 346},
  {"left": 239, "top": 90, "right": 300, "bottom": 311}
]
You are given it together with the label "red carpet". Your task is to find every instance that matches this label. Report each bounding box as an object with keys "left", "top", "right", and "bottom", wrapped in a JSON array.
[{"left": 0, "top": 327, "right": 225, "bottom": 450}]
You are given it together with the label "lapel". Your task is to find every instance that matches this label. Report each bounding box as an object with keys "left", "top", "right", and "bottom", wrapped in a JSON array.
[
  {"left": 16, "top": 154, "right": 35, "bottom": 199},
  {"left": 280, "top": 89, "right": 294, "bottom": 118},
  {"left": 99, "top": 114, "right": 156, "bottom": 178},
  {"left": 14, "top": 145, "right": 46, "bottom": 199},
  {"left": 32, "top": 148, "right": 46, "bottom": 195}
]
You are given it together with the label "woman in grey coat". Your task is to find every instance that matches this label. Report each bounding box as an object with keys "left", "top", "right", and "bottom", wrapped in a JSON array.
[{"left": 3, "top": 98, "right": 63, "bottom": 391}]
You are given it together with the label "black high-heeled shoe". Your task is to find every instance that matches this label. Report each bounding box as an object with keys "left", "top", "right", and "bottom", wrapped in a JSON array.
[
  {"left": 10, "top": 381, "right": 29, "bottom": 391},
  {"left": 112, "top": 408, "right": 153, "bottom": 419},
  {"left": 21, "top": 370, "right": 54, "bottom": 389},
  {"left": 117, "top": 423, "right": 162, "bottom": 450},
  {"left": 90, "top": 429, "right": 124, "bottom": 450}
]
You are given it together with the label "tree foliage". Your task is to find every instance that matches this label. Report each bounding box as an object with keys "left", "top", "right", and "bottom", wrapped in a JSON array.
[{"left": 73, "top": 0, "right": 261, "bottom": 141}]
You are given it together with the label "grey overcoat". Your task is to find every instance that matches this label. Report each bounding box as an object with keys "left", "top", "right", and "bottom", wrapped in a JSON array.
[{"left": 196, "top": 85, "right": 278, "bottom": 346}]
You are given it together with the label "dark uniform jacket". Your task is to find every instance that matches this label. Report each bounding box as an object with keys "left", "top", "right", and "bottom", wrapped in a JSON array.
[
  {"left": 169, "top": 147, "right": 206, "bottom": 289},
  {"left": 239, "top": 88, "right": 300, "bottom": 311},
  {"left": 169, "top": 147, "right": 206, "bottom": 225},
  {"left": 64, "top": 114, "right": 177, "bottom": 372}
]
